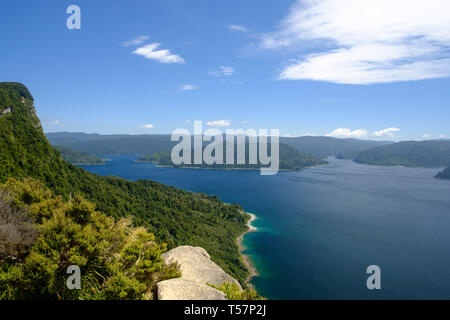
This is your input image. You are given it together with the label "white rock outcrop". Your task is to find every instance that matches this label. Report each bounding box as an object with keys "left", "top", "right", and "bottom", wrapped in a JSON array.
[
  {"left": 157, "top": 278, "right": 226, "bottom": 300},
  {"left": 157, "top": 246, "right": 242, "bottom": 300}
]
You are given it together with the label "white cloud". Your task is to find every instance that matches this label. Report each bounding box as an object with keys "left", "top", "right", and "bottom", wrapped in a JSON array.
[
  {"left": 133, "top": 43, "right": 185, "bottom": 64},
  {"left": 423, "top": 133, "right": 431, "bottom": 139},
  {"left": 327, "top": 127, "right": 402, "bottom": 138},
  {"left": 45, "top": 119, "right": 74, "bottom": 128},
  {"left": 439, "top": 134, "right": 446, "bottom": 139},
  {"left": 227, "top": 25, "right": 249, "bottom": 33},
  {"left": 209, "top": 66, "right": 235, "bottom": 77},
  {"left": 48, "top": 120, "right": 61, "bottom": 126},
  {"left": 326, "top": 128, "right": 369, "bottom": 138},
  {"left": 262, "top": 0, "right": 450, "bottom": 84},
  {"left": 184, "top": 120, "right": 191, "bottom": 124},
  {"left": 139, "top": 124, "right": 155, "bottom": 129},
  {"left": 123, "top": 35, "right": 150, "bottom": 47},
  {"left": 180, "top": 84, "right": 198, "bottom": 91},
  {"left": 373, "top": 127, "right": 401, "bottom": 137},
  {"left": 241, "top": 120, "right": 248, "bottom": 124},
  {"left": 206, "top": 120, "right": 231, "bottom": 127},
  {"left": 221, "top": 66, "right": 235, "bottom": 76}
]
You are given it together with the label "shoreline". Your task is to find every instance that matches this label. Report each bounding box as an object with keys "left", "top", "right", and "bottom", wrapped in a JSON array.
[{"left": 237, "top": 212, "right": 259, "bottom": 285}]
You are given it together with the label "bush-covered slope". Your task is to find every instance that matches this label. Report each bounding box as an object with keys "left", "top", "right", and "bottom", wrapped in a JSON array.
[
  {"left": 0, "top": 178, "right": 180, "bottom": 300},
  {"left": 354, "top": 141, "right": 450, "bottom": 167},
  {"left": 0, "top": 82, "right": 249, "bottom": 283}
]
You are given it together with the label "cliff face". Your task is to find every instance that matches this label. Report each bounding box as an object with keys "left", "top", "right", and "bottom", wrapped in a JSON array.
[{"left": 157, "top": 246, "right": 242, "bottom": 300}]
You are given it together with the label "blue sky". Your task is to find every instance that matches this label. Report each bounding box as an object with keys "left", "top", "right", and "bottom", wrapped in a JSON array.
[{"left": 1, "top": 0, "right": 449, "bottom": 140}]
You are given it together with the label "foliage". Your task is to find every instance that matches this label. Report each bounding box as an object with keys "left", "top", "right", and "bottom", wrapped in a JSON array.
[
  {"left": 54, "top": 146, "right": 104, "bottom": 165},
  {"left": 0, "top": 178, "right": 180, "bottom": 300},
  {"left": 209, "top": 282, "right": 264, "bottom": 300},
  {"left": 0, "top": 191, "right": 39, "bottom": 264},
  {"left": 0, "top": 82, "right": 249, "bottom": 284},
  {"left": 354, "top": 141, "right": 450, "bottom": 167},
  {"left": 436, "top": 167, "right": 450, "bottom": 180}
]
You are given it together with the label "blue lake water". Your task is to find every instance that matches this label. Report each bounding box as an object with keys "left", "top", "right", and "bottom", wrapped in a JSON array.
[{"left": 81, "top": 155, "right": 450, "bottom": 299}]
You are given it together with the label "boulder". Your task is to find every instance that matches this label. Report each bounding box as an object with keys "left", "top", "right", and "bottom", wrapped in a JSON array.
[{"left": 162, "top": 246, "right": 242, "bottom": 289}]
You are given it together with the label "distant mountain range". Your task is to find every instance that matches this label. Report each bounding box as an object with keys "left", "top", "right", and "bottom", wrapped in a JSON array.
[
  {"left": 45, "top": 131, "right": 450, "bottom": 176},
  {"left": 46, "top": 132, "right": 392, "bottom": 159},
  {"left": 280, "top": 136, "right": 392, "bottom": 158},
  {"left": 46, "top": 132, "right": 176, "bottom": 155}
]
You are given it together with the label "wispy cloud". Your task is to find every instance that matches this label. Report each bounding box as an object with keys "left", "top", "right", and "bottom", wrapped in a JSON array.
[
  {"left": 133, "top": 43, "right": 185, "bottom": 64},
  {"left": 285, "top": 133, "right": 299, "bottom": 138},
  {"left": 327, "top": 128, "right": 369, "bottom": 138},
  {"left": 227, "top": 24, "right": 249, "bottom": 33},
  {"left": 48, "top": 120, "right": 61, "bottom": 126},
  {"left": 327, "top": 127, "right": 401, "bottom": 139},
  {"left": 180, "top": 84, "right": 198, "bottom": 91},
  {"left": 45, "top": 119, "right": 75, "bottom": 128},
  {"left": 373, "top": 127, "right": 401, "bottom": 137},
  {"left": 262, "top": 0, "right": 450, "bottom": 84},
  {"left": 206, "top": 120, "right": 231, "bottom": 127},
  {"left": 209, "top": 66, "right": 235, "bottom": 77},
  {"left": 139, "top": 124, "right": 155, "bottom": 129},
  {"left": 123, "top": 35, "right": 150, "bottom": 47}
]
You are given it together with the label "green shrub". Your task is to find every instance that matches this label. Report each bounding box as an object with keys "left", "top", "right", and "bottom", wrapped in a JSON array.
[
  {"left": 0, "top": 178, "right": 180, "bottom": 300},
  {"left": 210, "top": 282, "right": 265, "bottom": 300}
]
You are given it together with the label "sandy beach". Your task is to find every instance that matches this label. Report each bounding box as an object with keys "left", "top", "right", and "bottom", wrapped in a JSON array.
[{"left": 237, "top": 212, "right": 258, "bottom": 284}]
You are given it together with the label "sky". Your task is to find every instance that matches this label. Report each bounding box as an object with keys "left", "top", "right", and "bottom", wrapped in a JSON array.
[{"left": 1, "top": 0, "right": 450, "bottom": 140}]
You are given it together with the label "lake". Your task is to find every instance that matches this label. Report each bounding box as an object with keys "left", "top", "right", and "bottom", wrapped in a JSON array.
[{"left": 81, "top": 155, "right": 450, "bottom": 299}]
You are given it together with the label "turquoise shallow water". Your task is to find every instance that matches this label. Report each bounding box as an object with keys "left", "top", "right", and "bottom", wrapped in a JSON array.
[{"left": 82, "top": 155, "right": 450, "bottom": 299}]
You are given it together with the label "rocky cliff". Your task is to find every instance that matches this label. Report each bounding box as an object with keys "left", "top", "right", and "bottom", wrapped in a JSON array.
[{"left": 157, "top": 246, "right": 242, "bottom": 300}]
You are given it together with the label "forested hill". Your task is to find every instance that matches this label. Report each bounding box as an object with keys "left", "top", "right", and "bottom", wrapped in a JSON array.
[
  {"left": 436, "top": 167, "right": 450, "bottom": 180},
  {"left": 54, "top": 146, "right": 105, "bottom": 165},
  {"left": 139, "top": 143, "right": 327, "bottom": 171},
  {"left": 0, "top": 82, "right": 249, "bottom": 283},
  {"left": 354, "top": 140, "right": 450, "bottom": 167}
]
